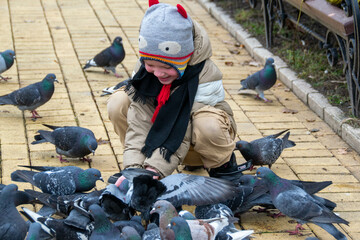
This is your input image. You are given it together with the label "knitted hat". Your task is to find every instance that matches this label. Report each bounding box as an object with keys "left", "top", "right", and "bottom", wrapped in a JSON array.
[{"left": 139, "top": 0, "right": 194, "bottom": 78}]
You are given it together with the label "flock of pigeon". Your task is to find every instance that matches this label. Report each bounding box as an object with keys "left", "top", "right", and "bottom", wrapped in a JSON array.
[{"left": 0, "top": 35, "right": 349, "bottom": 240}]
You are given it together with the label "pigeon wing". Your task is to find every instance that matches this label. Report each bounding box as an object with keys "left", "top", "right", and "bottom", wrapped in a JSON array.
[
  {"left": 93, "top": 48, "right": 113, "bottom": 67},
  {"left": 158, "top": 174, "right": 240, "bottom": 207}
]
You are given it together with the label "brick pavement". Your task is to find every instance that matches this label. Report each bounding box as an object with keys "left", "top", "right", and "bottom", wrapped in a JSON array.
[{"left": 0, "top": 0, "right": 359, "bottom": 239}]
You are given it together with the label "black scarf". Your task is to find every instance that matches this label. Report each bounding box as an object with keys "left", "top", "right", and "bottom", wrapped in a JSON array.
[{"left": 125, "top": 61, "right": 205, "bottom": 162}]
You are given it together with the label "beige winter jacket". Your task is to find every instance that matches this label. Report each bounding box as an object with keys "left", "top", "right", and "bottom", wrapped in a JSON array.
[{"left": 123, "top": 20, "right": 236, "bottom": 176}]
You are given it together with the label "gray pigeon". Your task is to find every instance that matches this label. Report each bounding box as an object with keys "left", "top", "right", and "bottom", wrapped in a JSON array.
[
  {"left": 25, "top": 222, "right": 52, "bottom": 240},
  {"left": 142, "top": 222, "right": 160, "bottom": 240},
  {"left": 0, "top": 183, "right": 36, "bottom": 206},
  {"left": 101, "top": 78, "right": 130, "bottom": 96},
  {"left": 0, "top": 49, "right": 16, "bottom": 81},
  {"left": 239, "top": 57, "right": 276, "bottom": 102},
  {"left": 0, "top": 184, "right": 28, "bottom": 240},
  {"left": 0, "top": 73, "right": 58, "bottom": 119},
  {"left": 31, "top": 124, "right": 98, "bottom": 162},
  {"left": 21, "top": 207, "right": 92, "bottom": 240},
  {"left": 256, "top": 167, "right": 349, "bottom": 239},
  {"left": 236, "top": 129, "right": 296, "bottom": 170},
  {"left": 88, "top": 204, "right": 121, "bottom": 240},
  {"left": 83, "top": 36, "right": 125, "bottom": 78},
  {"left": 236, "top": 175, "right": 336, "bottom": 216},
  {"left": 120, "top": 226, "right": 141, "bottom": 240},
  {"left": 11, "top": 165, "right": 103, "bottom": 195}
]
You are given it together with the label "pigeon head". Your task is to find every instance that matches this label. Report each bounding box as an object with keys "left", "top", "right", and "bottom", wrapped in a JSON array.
[
  {"left": 1, "top": 49, "right": 16, "bottom": 62},
  {"left": 239, "top": 174, "right": 257, "bottom": 186},
  {"left": 256, "top": 167, "right": 277, "bottom": 182},
  {"left": 169, "top": 216, "right": 191, "bottom": 238},
  {"left": 42, "top": 74, "right": 58, "bottom": 91},
  {"left": 113, "top": 36, "right": 123, "bottom": 46},
  {"left": 235, "top": 140, "right": 250, "bottom": 151},
  {"left": 150, "top": 200, "right": 178, "bottom": 217},
  {"left": 78, "top": 168, "right": 103, "bottom": 189},
  {"left": 265, "top": 57, "right": 275, "bottom": 66},
  {"left": 81, "top": 134, "right": 98, "bottom": 155},
  {"left": 88, "top": 204, "right": 112, "bottom": 231},
  {"left": 0, "top": 184, "right": 18, "bottom": 205}
]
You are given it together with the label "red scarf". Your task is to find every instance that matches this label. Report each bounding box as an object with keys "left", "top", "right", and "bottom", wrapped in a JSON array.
[{"left": 151, "top": 84, "right": 172, "bottom": 123}]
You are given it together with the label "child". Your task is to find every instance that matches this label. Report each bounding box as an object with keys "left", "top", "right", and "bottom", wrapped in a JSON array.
[{"left": 107, "top": 0, "right": 246, "bottom": 184}]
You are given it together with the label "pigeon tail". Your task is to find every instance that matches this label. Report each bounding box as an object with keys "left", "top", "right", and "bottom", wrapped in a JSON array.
[
  {"left": 11, "top": 170, "right": 37, "bottom": 184},
  {"left": 83, "top": 59, "right": 96, "bottom": 70},
  {"left": 282, "top": 131, "right": 296, "bottom": 149},
  {"left": 31, "top": 130, "right": 52, "bottom": 144},
  {"left": 314, "top": 222, "right": 348, "bottom": 240},
  {"left": 42, "top": 123, "right": 61, "bottom": 130}
]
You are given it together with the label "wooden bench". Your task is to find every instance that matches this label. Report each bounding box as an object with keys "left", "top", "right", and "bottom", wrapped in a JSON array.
[{"left": 261, "top": 0, "right": 360, "bottom": 117}]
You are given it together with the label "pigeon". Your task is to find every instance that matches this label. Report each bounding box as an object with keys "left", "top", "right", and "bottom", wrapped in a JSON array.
[
  {"left": 169, "top": 216, "right": 253, "bottom": 240},
  {"left": 21, "top": 207, "right": 92, "bottom": 240},
  {"left": 239, "top": 57, "right": 276, "bottom": 102},
  {"left": 83, "top": 36, "right": 125, "bottom": 78},
  {"left": 236, "top": 175, "right": 336, "bottom": 216},
  {"left": 25, "top": 222, "right": 52, "bottom": 240},
  {"left": 142, "top": 222, "right": 161, "bottom": 240},
  {"left": 101, "top": 78, "right": 130, "bottom": 96},
  {"left": 113, "top": 215, "right": 145, "bottom": 236},
  {"left": 11, "top": 165, "right": 103, "bottom": 195},
  {"left": 31, "top": 124, "right": 98, "bottom": 162},
  {"left": 0, "top": 73, "right": 58, "bottom": 119},
  {"left": 115, "top": 168, "right": 242, "bottom": 221},
  {"left": 0, "top": 184, "right": 29, "bottom": 240},
  {"left": 150, "top": 200, "right": 179, "bottom": 239},
  {"left": 88, "top": 204, "right": 121, "bottom": 240},
  {"left": 0, "top": 49, "right": 16, "bottom": 81},
  {"left": 195, "top": 203, "right": 254, "bottom": 240},
  {"left": 256, "top": 167, "right": 349, "bottom": 239},
  {"left": 235, "top": 129, "right": 296, "bottom": 170},
  {"left": 0, "top": 183, "right": 35, "bottom": 206},
  {"left": 120, "top": 226, "right": 142, "bottom": 240}
]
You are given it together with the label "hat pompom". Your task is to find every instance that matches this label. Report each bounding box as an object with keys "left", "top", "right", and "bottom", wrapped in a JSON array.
[
  {"left": 149, "top": 0, "right": 159, "bottom": 7},
  {"left": 177, "top": 4, "right": 187, "bottom": 18}
]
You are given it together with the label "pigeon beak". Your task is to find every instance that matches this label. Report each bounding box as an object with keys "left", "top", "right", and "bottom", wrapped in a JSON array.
[
  {"left": 92, "top": 150, "right": 95, "bottom": 156},
  {"left": 13, "top": 55, "right": 16, "bottom": 59},
  {"left": 100, "top": 177, "right": 104, "bottom": 182},
  {"left": 54, "top": 78, "right": 59, "bottom": 83}
]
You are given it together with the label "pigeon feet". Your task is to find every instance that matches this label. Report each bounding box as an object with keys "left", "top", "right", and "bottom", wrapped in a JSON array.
[
  {"left": 253, "top": 207, "right": 270, "bottom": 213},
  {"left": 104, "top": 69, "right": 110, "bottom": 74},
  {"left": 249, "top": 165, "right": 256, "bottom": 171},
  {"left": 80, "top": 157, "right": 92, "bottom": 163},
  {"left": 286, "top": 224, "right": 305, "bottom": 236},
  {"left": 264, "top": 98, "right": 273, "bottom": 103},
  {"left": 114, "top": 73, "right": 123, "bottom": 78},
  {"left": 58, "top": 155, "right": 69, "bottom": 163},
  {"left": 0, "top": 76, "right": 11, "bottom": 81},
  {"left": 268, "top": 212, "right": 286, "bottom": 218},
  {"left": 30, "top": 110, "right": 42, "bottom": 120}
]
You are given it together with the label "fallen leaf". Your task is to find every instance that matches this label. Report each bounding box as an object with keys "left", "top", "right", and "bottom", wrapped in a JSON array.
[
  {"left": 306, "top": 118, "right": 316, "bottom": 122},
  {"left": 97, "top": 138, "right": 110, "bottom": 145},
  {"left": 284, "top": 88, "right": 291, "bottom": 92},
  {"left": 249, "top": 61, "right": 260, "bottom": 67},
  {"left": 309, "top": 128, "right": 320, "bottom": 132},
  {"left": 282, "top": 108, "right": 298, "bottom": 114},
  {"left": 225, "top": 61, "right": 234, "bottom": 66},
  {"left": 337, "top": 148, "right": 349, "bottom": 155},
  {"left": 229, "top": 49, "right": 240, "bottom": 54},
  {"left": 284, "top": 98, "right": 289, "bottom": 101}
]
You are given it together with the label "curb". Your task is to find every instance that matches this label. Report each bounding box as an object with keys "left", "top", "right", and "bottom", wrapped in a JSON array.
[{"left": 197, "top": 0, "right": 360, "bottom": 155}]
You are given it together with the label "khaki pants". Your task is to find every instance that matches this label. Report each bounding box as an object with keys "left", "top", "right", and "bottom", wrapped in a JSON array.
[{"left": 107, "top": 90, "right": 236, "bottom": 175}]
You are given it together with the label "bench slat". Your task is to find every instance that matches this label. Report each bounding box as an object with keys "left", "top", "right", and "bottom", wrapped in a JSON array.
[{"left": 285, "top": 0, "right": 354, "bottom": 37}]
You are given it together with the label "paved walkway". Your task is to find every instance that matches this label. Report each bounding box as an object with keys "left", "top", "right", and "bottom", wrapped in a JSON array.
[{"left": 0, "top": 0, "right": 359, "bottom": 239}]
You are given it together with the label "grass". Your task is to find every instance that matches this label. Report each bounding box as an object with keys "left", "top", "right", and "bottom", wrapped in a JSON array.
[{"left": 216, "top": 0, "right": 352, "bottom": 116}]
